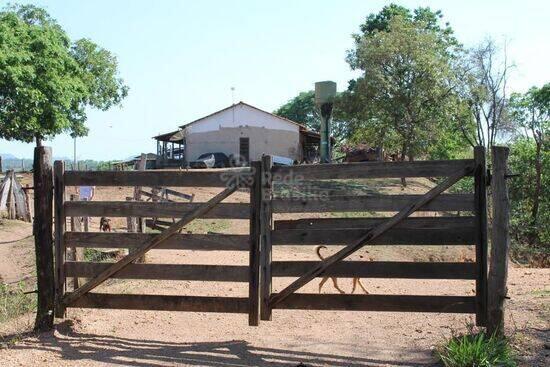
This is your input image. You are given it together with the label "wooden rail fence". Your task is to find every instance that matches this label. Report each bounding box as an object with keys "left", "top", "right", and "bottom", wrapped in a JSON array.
[
  {"left": 54, "top": 163, "right": 262, "bottom": 325},
  {"left": 43, "top": 147, "right": 511, "bottom": 332},
  {"left": 260, "top": 148, "right": 489, "bottom": 327}
]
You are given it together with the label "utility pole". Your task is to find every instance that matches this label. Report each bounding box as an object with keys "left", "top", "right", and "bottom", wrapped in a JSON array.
[
  {"left": 73, "top": 136, "right": 77, "bottom": 171},
  {"left": 315, "top": 81, "right": 337, "bottom": 164}
]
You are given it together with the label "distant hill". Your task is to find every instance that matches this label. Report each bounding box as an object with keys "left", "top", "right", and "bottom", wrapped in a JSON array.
[{"left": 0, "top": 153, "right": 18, "bottom": 160}]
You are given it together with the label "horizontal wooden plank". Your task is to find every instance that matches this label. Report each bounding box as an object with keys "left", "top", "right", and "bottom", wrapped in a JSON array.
[
  {"left": 272, "top": 227, "right": 475, "bottom": 246},
  {"left": 65, "top": 262, "right": 249, "bottom": 282},
  {"left": 271, "top": 159, "right": 475, "bottom": 180},
  {"left": 65, "top": 201, "right": 249, "bottom": 219},
  {"left": 272, "top": 194, "right": 474, "bottom": 213},
  {"left": 64, "top": 232, "right": 250, "bottom": 251},
  {"left": 274, "top": 216, "right": 476, "bottom": 230},
  {"left": 163, "top": 188, "right": 194, "bottom": 201},
  {"left": 139, "top": 190, "right": 175, "bottom": 202},
  {"left": 272, "top": 261, "right": 477, "bottom": 279},
  {"left": 68, "top": 293, "right": 248, "bottom": 313},
  {"left": 64, "top": 169, "right": 251, "bottom": 187},
  {"left": 273, "top": 294, "right": 476, "bottom": 313}
]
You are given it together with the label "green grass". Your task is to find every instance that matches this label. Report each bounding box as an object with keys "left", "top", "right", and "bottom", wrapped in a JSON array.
[
  {"left": 83, "top": 248, "right": 118, "bottom": 262},
  {"left": 0, "top": 282, "right": 36, "bottom": 324},
  {"left": 436, "top": 331, "right": 516, "bottom": 367}
]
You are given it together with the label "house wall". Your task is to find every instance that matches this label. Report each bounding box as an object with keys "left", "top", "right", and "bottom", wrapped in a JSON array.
[
  {"left": 183, "top": 104, "right": 302, "bottom": 162},
  {"left": 186, "top": 126, "right": 301, "bottom": 162}
]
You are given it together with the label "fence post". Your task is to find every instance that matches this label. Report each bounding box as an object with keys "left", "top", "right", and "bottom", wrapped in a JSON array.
[
  {"left": 33, "top": 146, "right": 55, "bottom": 331},
  {"left": 54, "top": 161, "right": 66, "bottom": 318},
  {"left": 69, "top": 194, "right": 82, "bottom": 288},
  {"left": 474, "top": 146, "right": 488, "bottom": 326},
  {"left": 248, "top": 161, "right": 262, "bottom": 326},
  {"left": 487, "top": 146, "right": 511, "bottom": 335},
  {"left": 260, "top": 155, "right": 273, "bottom": 321}
]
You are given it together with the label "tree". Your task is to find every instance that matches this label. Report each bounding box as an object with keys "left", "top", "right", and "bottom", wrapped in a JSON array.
[
  {"left": 274, "top": 90, "right": 351, "bottom": 143},
  {"left": 0, "top": 4, "right": 128, "bottom": 332},
  {"left": 0, "top": 5, "right": 128, "bottom": 146},
  {"left": 457, "top": 39, "right": 514, "bottom": 150},
  {"left": 509, "top": 84, "right": 549, "bottom": 232},
  {"left": 343, "top": 9, "right": 467, "bottom": 164}
]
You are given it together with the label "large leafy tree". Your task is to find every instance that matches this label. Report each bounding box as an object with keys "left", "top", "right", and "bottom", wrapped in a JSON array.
[
  {"left": 342, "top": 5, "right": 471, "bottom": 162},
  {"left": 0, "top": 5, "right": 128, "bottom": 146},
  {"left": 509, "top": 84, "right": 549, "bottom": 234}
]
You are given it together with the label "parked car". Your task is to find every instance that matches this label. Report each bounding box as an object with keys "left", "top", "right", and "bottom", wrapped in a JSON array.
[{"left": 189, "top": 152, "right": 229, "bottom": 168}]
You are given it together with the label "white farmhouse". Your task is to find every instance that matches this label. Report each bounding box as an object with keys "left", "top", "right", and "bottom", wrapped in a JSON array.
[{"left": 153, "top": 102, "right": 323, "bottom": 168}]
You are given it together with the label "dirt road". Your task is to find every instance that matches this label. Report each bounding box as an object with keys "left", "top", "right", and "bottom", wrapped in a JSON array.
[{"left": 0, "top": 235, "right": 548, "bottom": 366}]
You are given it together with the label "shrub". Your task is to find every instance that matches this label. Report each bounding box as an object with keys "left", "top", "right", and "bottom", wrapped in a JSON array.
[
  {"left": 508, "top": 139, "right": 549, "bottom": 266},
  {"left": 436, "top": 331, "right": 516, "bottom": 367},
  {"left": 0, "top": 282, "right": 36, "bottom": 324}
]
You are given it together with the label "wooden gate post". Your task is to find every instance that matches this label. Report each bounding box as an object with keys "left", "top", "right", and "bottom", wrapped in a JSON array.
[
  {"left": 474, "top": 146, "right": 488, "bottom": 326},
  {"left": 54, "top": 161, "right": 66, "bottom": 318},
  {"left": 33, "top": 146, "right": 55, "bottom": 331},
  {"left": 248, "top": 161, "right": 262, "bottom": 326},
  {"left": 487, "top": 146, "right": 510, "bottom": 336},
  {"left": 260, "top": 155, "right": 273, "bottom": 321}
]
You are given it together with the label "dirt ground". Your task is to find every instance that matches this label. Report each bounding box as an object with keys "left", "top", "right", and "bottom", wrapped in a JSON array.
[{"left": 0, "top": 175, "right": 548, "bottom": 366}]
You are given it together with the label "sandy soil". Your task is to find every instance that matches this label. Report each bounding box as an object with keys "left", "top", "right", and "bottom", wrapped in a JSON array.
[{"left": 0, "top": 175, "right": 548, "bottom": 366}]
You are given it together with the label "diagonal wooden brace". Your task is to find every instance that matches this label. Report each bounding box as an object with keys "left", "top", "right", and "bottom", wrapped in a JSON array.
[
  {"left": 63, "top": 184, "right": 239, "bottom": 307},
  {"left": 270, "top": 165, "right": 473, "bottom": 307}
]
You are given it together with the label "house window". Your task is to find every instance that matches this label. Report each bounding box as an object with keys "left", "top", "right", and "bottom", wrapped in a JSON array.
[{"left": 239, "top": 137, "right": 250, "bottom": 163}]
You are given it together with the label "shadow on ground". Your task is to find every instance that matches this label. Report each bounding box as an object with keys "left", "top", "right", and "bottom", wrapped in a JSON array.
[{"left": 5, "top": 321, "right": 438, "bottom": 367}]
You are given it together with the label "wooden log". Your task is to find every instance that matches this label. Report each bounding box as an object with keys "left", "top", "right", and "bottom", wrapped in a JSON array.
[
  {"left": 272, "top": 227, "right": 475, "bottom": 246},
  {"left": 139, "top": 189, "right": 175, "bottom": 202},
  {"left": 260, "top": 155, "right": 273, "bottom": 321},
  {"left": 272, "top": 261, "right": 477, "bottom": 279},
  {"left": 69, "top": 293, "right": 249, "bottom": 313},
  {"left": 65, "top": 262, "right": 249, "bottom": 282},
  {"left": 63, "top": 184, "right": 239, "bottom": 307},
  {"left": 65, "top": 232, "right": 249, "bottom": 251},
  {"left": 7, "top": 171, "right": 16, "bottom": 219},
  {"left": 272, "top": 194, "right": 474, "bottom": 213},
  {"left": 274, "top": 216, "right": 476, "bottom": 230},
  {"left": 248, "top": 161, "right": 261, "bottom": 326},
  {"left": 162, "top": 188, "right": 194, "bottom": 201},
  {"left": 54, "top": 161, "right": 66, "bottom": 318},
  {"left": 271, "top": 159, "right": 475, "bottom": 180},
  {"left": 474, "top": 146, "right": 488, "bottom": 326},
  {"left": 133, "top": 153, "right": 146, "bottom": 235},
  {"left": 65, "top": 201, "right": 250, "bottom": 219},
  {"left": 269, "top": 166, "right": 472, "bottom": 308},
  {"left": 273, "top": 294, "right": 476, "bottom": 313},
  {"left": 487, "top": 146, "right": 511, "bottom": 336},
  {"left": 33, "top": 146, "right": 55, "bottom": 331},
  {"left": 126, "top": 197, "right": 137, "bottom": 233},
  {"left": 68, "top": 195, "right": 81, "bottom": 289},
  {"left": 64, "top": 168, "right": 250, "bottom": 187}
]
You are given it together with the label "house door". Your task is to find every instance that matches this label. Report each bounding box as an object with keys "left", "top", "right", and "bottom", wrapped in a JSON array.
[{"left": 239, "top": 137, "right": 250, "bottom": 163}]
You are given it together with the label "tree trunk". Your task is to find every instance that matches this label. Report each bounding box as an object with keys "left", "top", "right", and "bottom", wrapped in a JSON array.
[
  {"left": 400, "top": 145, "right": 407, "bottom": 187},
  {"left": 529, "top": 140, "right": 542, "bottom": 243},
  {"left": 33, "top": 146, "right": 55, "bottom": 331}
]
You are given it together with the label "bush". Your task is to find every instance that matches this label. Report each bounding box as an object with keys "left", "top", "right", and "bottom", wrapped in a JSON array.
[
  {"left": 0, "top": 282, "right": 36, "bottom": 324},
  {"left": 508, "top": 139, "right": 549, "bottom": 266},
  {"left": 436, "top": 331, "right": 516, "bottom": 367}
]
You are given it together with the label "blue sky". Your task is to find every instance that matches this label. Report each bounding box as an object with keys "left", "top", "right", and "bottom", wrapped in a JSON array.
[{"left": 1, "top": 0, "right": 548, "bottom": 160}]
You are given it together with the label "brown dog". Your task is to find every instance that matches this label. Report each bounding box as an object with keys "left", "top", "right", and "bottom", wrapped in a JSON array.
[
  {"left": 316, "top": 245, "right": 369, "bottom": 294},
  {"left": 99, "top": 217, "right": 111, "bottom": 232}
]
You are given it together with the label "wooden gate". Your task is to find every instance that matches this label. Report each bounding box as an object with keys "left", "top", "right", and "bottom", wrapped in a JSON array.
[
  {"left": 54, "top": 162, "right": 263, "bottom": 326},
  {"left": 259, "top": 147, "right": 488, "bottom": 326}
]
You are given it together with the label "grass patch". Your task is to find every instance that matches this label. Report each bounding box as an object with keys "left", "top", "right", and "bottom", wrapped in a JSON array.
[
  {"left": 0, "top": 282, "right": 36, "bottom": 324},
  {"left": 83, "top": 248, "right": 118, "bottom": 262},
  {"left": 183, "top": 219, "right": 231, "bottom": 234},
  {"left": 436, "top": 330, "right": 516, "bottom": 367}
]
